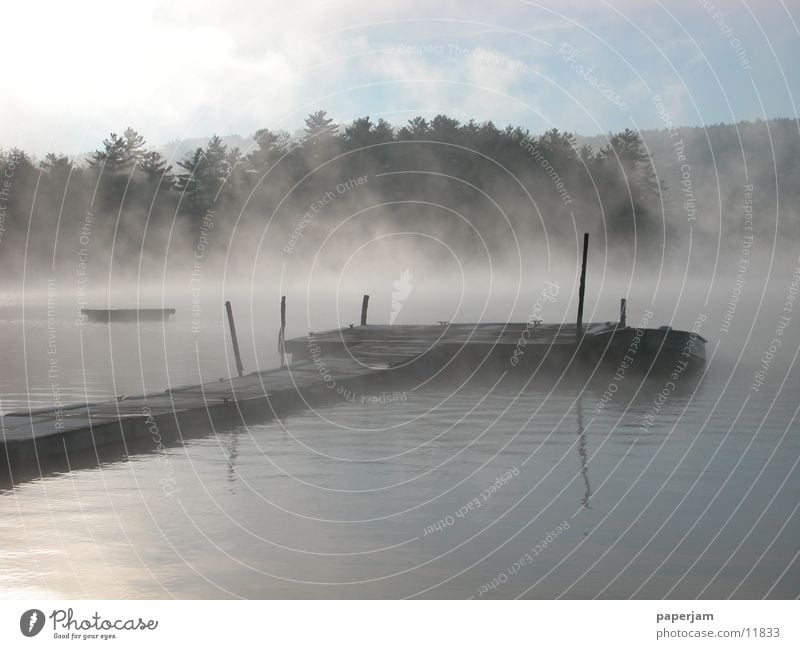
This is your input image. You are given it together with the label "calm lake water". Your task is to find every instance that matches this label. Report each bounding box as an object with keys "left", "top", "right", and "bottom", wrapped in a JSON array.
[{"left": 1, "top": 301, "right": 799, "bottom": 599}]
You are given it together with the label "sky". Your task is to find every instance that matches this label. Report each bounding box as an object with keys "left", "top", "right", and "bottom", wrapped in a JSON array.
[{"left": 2, "top": 0, "right": 798, "bottom": 156}]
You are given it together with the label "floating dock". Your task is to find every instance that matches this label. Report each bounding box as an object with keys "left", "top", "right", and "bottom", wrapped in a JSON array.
[
  {"left": 289, "top": 320, "right": 705, "bottom": 377},
  {"left": 0, "top": 354, "right": 407, "bottom": 480},
  {"left": 1, "top": 234, "right": 705, "bottom": 481},
  {"left": 1, "top": 320, "right": 704, "bottom": 479},
  {"left": 81, "top": 308, "right": 176, "bottom": 323}
]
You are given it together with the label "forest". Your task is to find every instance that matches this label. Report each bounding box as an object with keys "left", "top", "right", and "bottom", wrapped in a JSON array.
[{"left": 0, "top": 112, "right": 797, "bottom": 285}]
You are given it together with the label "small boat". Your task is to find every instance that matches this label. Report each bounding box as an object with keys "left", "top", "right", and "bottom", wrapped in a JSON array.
[{"left": 81, "top": 308, "right": 176, "bottom": 323}]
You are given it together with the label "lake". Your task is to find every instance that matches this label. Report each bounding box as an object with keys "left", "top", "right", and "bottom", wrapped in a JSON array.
[{"left": 1, "top": 300, "right": 799, "bottom": 598}]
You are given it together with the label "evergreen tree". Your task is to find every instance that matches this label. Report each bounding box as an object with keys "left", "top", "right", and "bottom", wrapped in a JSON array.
[
  {"left": 139, "top": 150, "right": 172, "bottom": 184},
  {"left": 344, "top": 116, "right": 374, "bottom": 149},
  {"left": 121, "top": 127, "right": 147, "bottom": 169},
  {"left": 303, "top": 110, "right": 340, "bottom": 165},
  {"left": 371, "top": 118, "right": 394, "bottom": 144},
  {"left": 597, "top": 128, "right": 662, "bottom": 241},
  {"left": 429, "top": 114, "right": 460, "bottom": 142},
  {"left": 88, "top": 132, "right": 127, "bottom": 173},
  {"left": 175, "top": 147, "right": 207, "bottom": 213},
  {"left": 398, "top": 116, "right": 429, "bottom": 140},
  {"left": 175, "top": 136, "right": 233, "bottom": 215},
  {"left": 247, "top": 128, "right": 283, "bottom": 171},
  {"left": 303, "top": 110, "right": 338, "bottom": 141},
  {"left": 41, "top": 153, "right": 72, "bottom": 176}
]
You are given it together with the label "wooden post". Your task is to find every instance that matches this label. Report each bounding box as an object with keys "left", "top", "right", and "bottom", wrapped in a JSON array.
[
  {"left": 279, "top": 296, "right": 287, "bottom": 368},
  {"left": 619, "top": 298, "right": 627, "bottom": 328},
  {"left": 576, "top": 233, "right": 589, "bottom": 340},
  {"left": 360, "top": 294, "right": 369, "bottom": 326},
  {"left": 225, "top": 300, "right": 244, "bottom": 377}
]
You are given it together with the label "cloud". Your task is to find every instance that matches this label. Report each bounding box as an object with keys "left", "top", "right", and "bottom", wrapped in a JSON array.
[{"left": 0, "top": 0, "right": 795, "bottom": 155}]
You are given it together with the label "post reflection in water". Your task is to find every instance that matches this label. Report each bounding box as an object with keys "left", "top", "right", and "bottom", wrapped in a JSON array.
[{"left": 574, "top": 392, "right": 592, "bottom": 510}]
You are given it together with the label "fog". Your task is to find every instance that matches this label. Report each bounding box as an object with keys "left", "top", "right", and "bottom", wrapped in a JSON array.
[{"left": 0, "top": 114, "right": 797, "bottom": 377}]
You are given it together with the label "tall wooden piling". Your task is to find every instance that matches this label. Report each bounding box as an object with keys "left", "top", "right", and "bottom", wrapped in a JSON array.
[
  {"left": 225, "top": 300, "right": 244, "bottom": 377},
  {"left": 619, "top": 298, "right": 627, "bottom": 328},
  {"left": 279, "top": 296, "right": 287, "bottom": 368},
  {"left": 360, "top": 295, "right": 369, "bottom": 326},
  {"left": 576, "top": 233, "right": 589, "bottom": 340}
]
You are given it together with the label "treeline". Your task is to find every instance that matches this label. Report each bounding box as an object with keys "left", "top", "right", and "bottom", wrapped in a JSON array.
[{"left": 0, "top": 112, "right": 795, "bottom": 281}]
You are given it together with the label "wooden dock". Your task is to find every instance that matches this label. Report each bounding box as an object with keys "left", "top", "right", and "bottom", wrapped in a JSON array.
[
  {"left": 1, "top": 318, "right": 705, "bottom": 482},
  {"left": 1, "top": 236, "right": 705, "bottom": 482},
  {"left": 81, "top": 308, "right": 176, "bottom": 322},
  {"left": 0, "top": 354, "right": 405, "bottom": 480},
  {"left": 0, "top": 319, "right": 595, "bottom": 479},
  {"left": 290, "top": 321, "right": 590, "bottom": 369}
]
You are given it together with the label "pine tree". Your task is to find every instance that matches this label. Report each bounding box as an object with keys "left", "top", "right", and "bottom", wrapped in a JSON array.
[
  {"left": 598, "top": 128, "right": 663, "bottom": 241},
  {"left": 247, "top": 128, "right": 283, "bottom": 171},
  {"left": 41, "top": 153, "right": 72, "bottom": 173},
  {"left": 175, "top": 136, "right": 232, "bottom": 215},
  {"left": 344, "top": 116, "right": 374, "bottom": 148},
  {"left": 120, "top": 127, "right": 147, "bottom": 169},
  {"left": 605, "top": 129, "right": 662, "bottom": 214},
  {"left": 139, "top": 150, "right": 173, "bottom": 185},
  {"left": 303, "top": 110, "right": 338, "bottom": 141},
  {"left": 303, "top": 111, "right": 340, "bottom": 165},
  {"left": 175, "top": 147, "right": 206, "bottom": 213},
  {"left": 430, "top": 114, "right": 460, "bottom": 142},
  {"left": 398, "top": 116, "right": 429, "bottom": 140},
  {"left": 372, "top": 118, "right": 394, "bottom": 144},
  {"left": 88, "top": 133, "right": 126, "bottom": 173}
]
